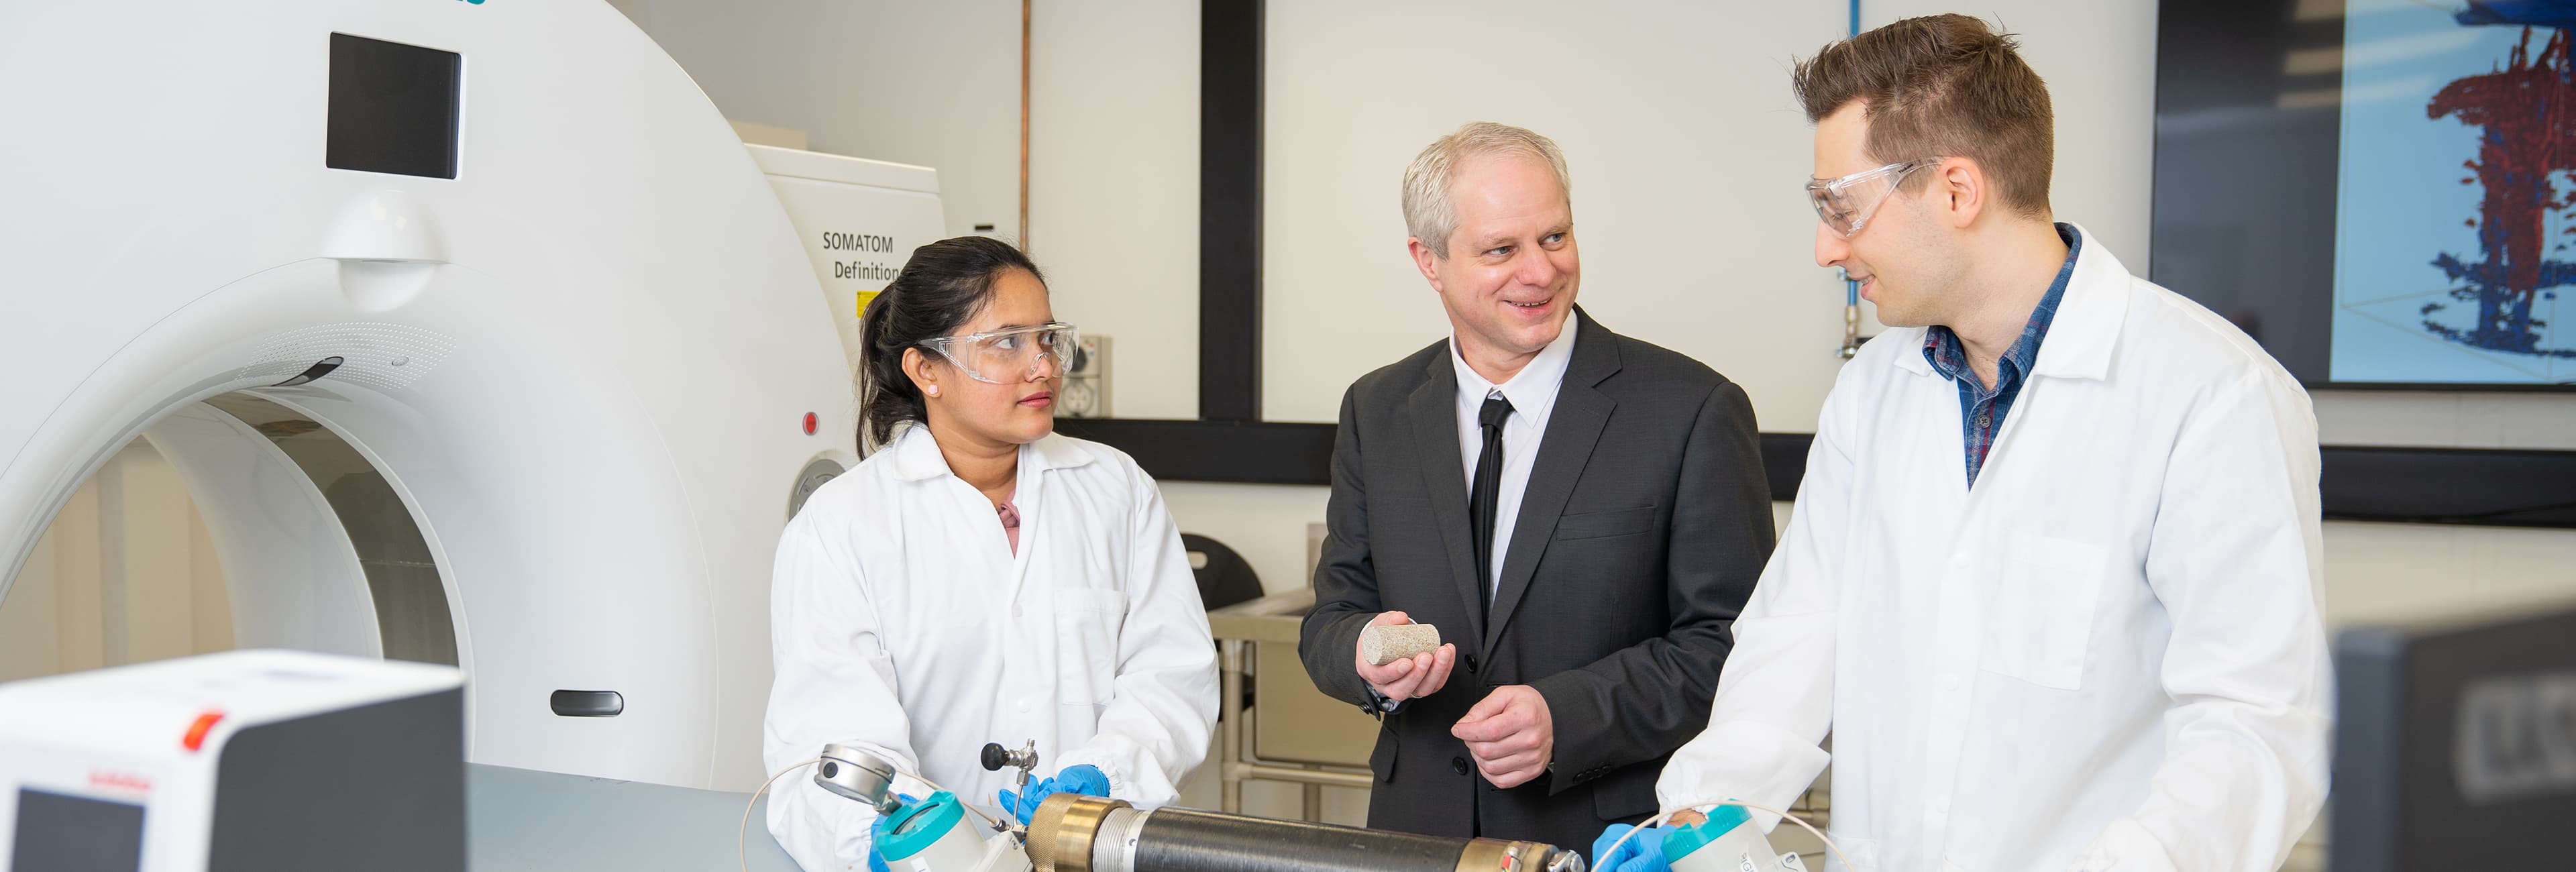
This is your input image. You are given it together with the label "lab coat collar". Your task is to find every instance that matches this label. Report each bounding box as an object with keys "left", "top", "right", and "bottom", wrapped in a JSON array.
[
  {"left": 2029, "top": 223, "right": 2127, "bottom": 381},
  {"left": 1890, "top": 222, "right": 2127, "bottom": 382},
  {"left": 884, "top": 422, "right": 1095, "bottom": 483},
  {"left": 1026, "top": 431, "right": 1099, "bottom": 473}
]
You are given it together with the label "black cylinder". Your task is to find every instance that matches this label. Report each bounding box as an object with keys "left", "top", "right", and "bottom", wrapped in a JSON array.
[{"left": 1129, "top": 808, "right": 1470, "bottom": 872}]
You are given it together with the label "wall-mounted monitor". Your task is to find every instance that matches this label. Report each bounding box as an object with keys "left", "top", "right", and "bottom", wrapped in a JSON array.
[{"left": 2155, "top": 0, "right": 2576, "bottom": 388}]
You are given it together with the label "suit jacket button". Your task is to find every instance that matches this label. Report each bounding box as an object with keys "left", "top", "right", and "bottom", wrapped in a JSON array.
[
  {"left": 1452, "top": 757, "right": 1470, "bottom": 775},
  {"left": 1464, "top": 654, "right": 1479, "bottom": 673}
]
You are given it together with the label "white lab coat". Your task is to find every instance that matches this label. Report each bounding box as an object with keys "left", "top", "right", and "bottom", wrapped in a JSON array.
[
  {"left": 762, "top": 425, "right": 1219, "bottom": 872},
  {"left": 1656, "top": 225, "right": 2330, "bottom": 872}
]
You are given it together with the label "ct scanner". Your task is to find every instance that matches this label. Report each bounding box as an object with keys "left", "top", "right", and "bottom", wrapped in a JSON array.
[{"left": 0, "top": 1, "right": 943, "bottom": 789}]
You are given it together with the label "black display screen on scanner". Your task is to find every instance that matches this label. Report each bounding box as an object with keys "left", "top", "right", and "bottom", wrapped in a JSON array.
[
  {"left": 9, "top": 787, "right": 145, "bottom": 872},
  {"left": 327, "top": 32, "right": 461, "bottom": 179}
]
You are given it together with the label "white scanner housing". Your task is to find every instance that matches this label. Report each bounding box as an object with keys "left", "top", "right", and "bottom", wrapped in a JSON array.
[{"left": 0, "top": 0, "right": 934, "bottom": 789}]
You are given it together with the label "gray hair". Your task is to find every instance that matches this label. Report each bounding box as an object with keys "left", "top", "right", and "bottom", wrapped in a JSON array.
[{"left": 1401, "top": 122, "right": 1574, "bottom": 259}]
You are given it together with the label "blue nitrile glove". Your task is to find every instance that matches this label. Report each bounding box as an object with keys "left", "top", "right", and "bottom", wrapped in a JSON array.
[
  {"left": 1055, "top": 764, "right": 1110, "bottom": 798},
  {"left": 997, "top": 779, "right": 1052, "bottom": 824},
  {"left": 998, "top": 765, "right": 1112, "bottom": 824},
  {"left": 1591, "top": 823, "right": 1673, "bottom": 872},
  {"left": 867, "top": 793, "right": 920, "bottom": 872}
]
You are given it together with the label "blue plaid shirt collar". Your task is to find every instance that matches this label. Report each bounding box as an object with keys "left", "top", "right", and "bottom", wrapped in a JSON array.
[
  {"left": 1923, "top": 225, "right": 2080, "bottom": 388},
  {"left": 1921, "top": 223, "right": 2081, "bottom": 485}
]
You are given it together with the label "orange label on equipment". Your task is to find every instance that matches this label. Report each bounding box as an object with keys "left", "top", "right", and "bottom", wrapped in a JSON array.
[{"left": 182, "top": 710, "right": 225, "bottom": 752}]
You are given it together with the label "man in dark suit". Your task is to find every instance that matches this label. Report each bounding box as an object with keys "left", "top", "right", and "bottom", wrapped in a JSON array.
[{"left": 1298, "top": 121, "right": 1775, "bottom": 857}]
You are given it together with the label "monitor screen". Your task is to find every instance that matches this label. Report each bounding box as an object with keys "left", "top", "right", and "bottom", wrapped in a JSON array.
[
  {"left": 2332, "top": 606, "right": 2576, "bottom": 872},
  {"left": 10, "top": 788, "right": 145, "bottom": 872},
  {"left": 327, "top": 32, "right": 461, "bottom": 180},
  {"left": 2154, "top": 0, "right": 2576, "bottom": 387}
]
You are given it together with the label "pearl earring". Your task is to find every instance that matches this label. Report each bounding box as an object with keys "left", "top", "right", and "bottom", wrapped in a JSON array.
[{"left": 926, "top": 386, "right": 940, "bottom": 397}]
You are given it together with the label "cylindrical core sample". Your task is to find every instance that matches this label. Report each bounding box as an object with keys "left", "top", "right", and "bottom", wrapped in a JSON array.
[{"left": 1360, "top": 622, "right": 1442, "bottom": 667}]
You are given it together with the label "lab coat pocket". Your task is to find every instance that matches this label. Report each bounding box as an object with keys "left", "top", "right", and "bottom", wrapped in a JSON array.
[
  {"left": 1982, "top": 531, "right": 2104, "bottom": 691},
  {"left": 1055, "top": 588, "right": 1130, "bottom": 706}
]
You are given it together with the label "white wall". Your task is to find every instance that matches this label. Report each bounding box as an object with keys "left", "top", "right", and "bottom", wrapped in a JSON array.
[
  {"left": 615, "top": 0, "right": 1022, "bottom": 243},
  {"left": 614, "top": 0, "right": 1210, "bottom": 420},
  {"left": 1027, "top": 0, "right": 1203, "bottom": 419},
  {"left": 1260, "top": 2, "right": 1854, "bottom": 429}
]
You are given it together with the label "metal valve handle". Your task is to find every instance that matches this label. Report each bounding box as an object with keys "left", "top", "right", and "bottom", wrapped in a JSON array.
[{"left": 982, "top": 739, "right": 1040, "bottom": 792}]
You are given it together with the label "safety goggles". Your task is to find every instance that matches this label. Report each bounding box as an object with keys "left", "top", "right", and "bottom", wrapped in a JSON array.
[
  {"left": 1806, "top": 156, "right": 1943, "bottom": 237},
  {"left": 918, "top": 321, "right": 1078, "bottom": 384}
]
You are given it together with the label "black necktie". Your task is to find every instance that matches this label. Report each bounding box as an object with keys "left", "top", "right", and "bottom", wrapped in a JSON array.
[{"left": 1470, "top": 392, "right": 1513, "bottom": 615}]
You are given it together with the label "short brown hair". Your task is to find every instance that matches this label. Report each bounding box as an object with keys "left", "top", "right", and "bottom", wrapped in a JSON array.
[{"left": 1792, "top": 14, "right": 2054, "bottom": 218}]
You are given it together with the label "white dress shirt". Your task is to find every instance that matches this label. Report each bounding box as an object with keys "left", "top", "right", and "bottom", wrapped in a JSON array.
[
  {"left": 1656, "top": 226, "right": 2330, "bottom": 871},
  {"left": 762, "top": 425, "right": 1219, "bottom": 872},
  {"left": 1452, "top": 312, "right": 1580, "bottom": 596}
]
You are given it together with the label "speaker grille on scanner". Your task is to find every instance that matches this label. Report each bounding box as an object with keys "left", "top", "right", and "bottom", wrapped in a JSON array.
[{"left": 237, "top": 323, "right": 458, "bottom": 392}]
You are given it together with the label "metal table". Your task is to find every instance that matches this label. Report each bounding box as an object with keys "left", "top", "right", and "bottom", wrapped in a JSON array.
[{"left": 1206, "top": 588, "right": 1378, "bottom": 819}]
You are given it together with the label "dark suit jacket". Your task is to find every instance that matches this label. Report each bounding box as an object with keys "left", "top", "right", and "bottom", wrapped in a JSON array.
[{"left": 1298, "top": 311, "right": 1774, "bottom": 856}]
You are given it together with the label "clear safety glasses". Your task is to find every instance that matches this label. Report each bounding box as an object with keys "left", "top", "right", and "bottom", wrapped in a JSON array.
[
  {"left": 918, "top": 322, "right": 1079, "bottom": 384},
  {"left": 1807, "top": 156, "right": 1944, "bottom": 237}
]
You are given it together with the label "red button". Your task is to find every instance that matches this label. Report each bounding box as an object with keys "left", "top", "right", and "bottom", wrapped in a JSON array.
[
  {"left": 802, "top": 413, "right": 818, "bottom": 435},
  {"left": 182, "top": 710, "right": 225, "bottom": 752}
]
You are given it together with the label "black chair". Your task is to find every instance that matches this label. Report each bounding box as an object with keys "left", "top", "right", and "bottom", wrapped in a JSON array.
[{"left": 1180, "top": 533, "right": 1264, "bottom": 610}]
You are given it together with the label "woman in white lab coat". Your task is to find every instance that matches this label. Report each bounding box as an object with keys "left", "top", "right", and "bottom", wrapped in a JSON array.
[{"left": 761, "top": 237, "right": 1218, "bottom": 872}]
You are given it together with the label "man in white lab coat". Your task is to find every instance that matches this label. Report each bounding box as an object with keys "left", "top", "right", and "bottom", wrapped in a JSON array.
[{"left": 1605, "top": 14, "right": 2332, "bottom": 872}]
